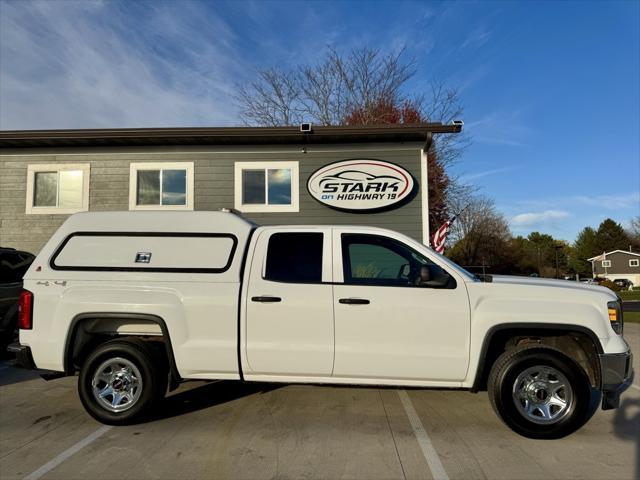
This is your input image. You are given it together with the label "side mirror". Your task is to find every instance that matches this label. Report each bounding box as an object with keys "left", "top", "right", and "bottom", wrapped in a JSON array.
[{"left": 417, "top": 264, "right": 453, "bottom": 288}]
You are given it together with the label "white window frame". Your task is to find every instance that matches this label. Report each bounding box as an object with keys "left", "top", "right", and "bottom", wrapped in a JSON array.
[
  {"left": 129, "top": 162, "right": 194, "bottom": 211},
  {"left": 630, "top": 259, "right": 639, "bottom": 267},
  {"left": 25, "top": 163, "right": 90, "bottom": 215},
  {"left": 602, "top": 260, "right": 612, "bottom": 268},
  {"left": 234, "top": 161, "right": 299, "bottom": 213}
]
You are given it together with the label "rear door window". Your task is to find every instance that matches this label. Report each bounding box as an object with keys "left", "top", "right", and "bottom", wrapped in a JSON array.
[{"left": 265, "top": 233, "right": 323, "bottom": 283}]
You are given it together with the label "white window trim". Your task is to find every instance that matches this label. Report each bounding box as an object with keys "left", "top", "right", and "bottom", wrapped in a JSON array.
[
  {"left": 129, "top": 162, "right": 194, "bottom": 211},
  {"left": 602, "top": 260, "right": 612, "bottom": 267},
  {"left": 25, "top": 163, "right": 90, "bottom": 215},
  {"left": 234, "top": 161, "right": 299, "bottom": 213},
  {"left": 630, "top": 259, "right": 639, "bottom": 267}
]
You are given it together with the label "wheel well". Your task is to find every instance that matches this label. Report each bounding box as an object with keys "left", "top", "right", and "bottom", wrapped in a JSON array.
[
  {"left": 65, "top": 313, "right": 181, "bottom": 390},
  {"left": 473, "top": 327, "right": 602, "bottom": 392}
]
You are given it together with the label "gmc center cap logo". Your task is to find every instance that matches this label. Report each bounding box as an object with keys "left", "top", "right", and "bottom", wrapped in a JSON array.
[{"left": 307, "top": 159, "right": 416, "bottom": 213}]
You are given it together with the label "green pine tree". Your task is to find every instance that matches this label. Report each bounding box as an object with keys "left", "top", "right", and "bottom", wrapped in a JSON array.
[
  {"left": 570, "top": 227, "right": 598, "bottom": 277},
  {"left": 595, "top": 218, "right": 631, "bottom": 253}
]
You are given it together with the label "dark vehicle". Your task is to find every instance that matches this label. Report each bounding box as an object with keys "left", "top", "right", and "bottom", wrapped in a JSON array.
[
  {"left": 0, "top": 248, "right": 35, "bottom": 349},
  {"left": 613, "top": 278, "right": 634, "bottom": 290}
]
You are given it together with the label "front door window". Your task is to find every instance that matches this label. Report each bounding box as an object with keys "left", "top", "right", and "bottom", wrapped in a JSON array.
[{"left": 341, "top": 234, "right": 455, "bottom": 289}]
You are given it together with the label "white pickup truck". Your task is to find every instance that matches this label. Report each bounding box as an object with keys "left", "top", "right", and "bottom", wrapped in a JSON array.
[{"left": 10, "top": 211, "right": 633, "bottom": 438}]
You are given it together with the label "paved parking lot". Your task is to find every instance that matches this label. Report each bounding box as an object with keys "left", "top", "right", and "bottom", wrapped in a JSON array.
[{"left": 1, "top": 324, "right": 638, "bottom": 480}]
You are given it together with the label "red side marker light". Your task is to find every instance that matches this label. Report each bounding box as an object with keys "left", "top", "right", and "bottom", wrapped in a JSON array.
[{"left": 18, "top": 289, "right": 33, "bottom": 330}]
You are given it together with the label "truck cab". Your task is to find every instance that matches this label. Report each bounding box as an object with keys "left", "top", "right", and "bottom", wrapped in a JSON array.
[{"left": 241, "top": 226, "right": 471, "bottom": 384}]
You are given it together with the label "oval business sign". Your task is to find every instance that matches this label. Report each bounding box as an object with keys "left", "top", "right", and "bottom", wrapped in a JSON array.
[{"left": 307, "top": 159, "right": 416, "bottom": 213}]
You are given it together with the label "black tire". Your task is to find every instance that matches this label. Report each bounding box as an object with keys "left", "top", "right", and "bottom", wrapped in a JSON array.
[
  {"left": 78, "top": 338, "right": 168, "bottom": 425},
  {"left": 487, "top": 345, "right": 594, "bottom": 439}
]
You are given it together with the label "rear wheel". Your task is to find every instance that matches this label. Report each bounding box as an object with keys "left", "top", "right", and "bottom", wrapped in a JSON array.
[
  {"left": 78, "top": 338, "right": 168, "bottom": 425},
  {"left": 488, "top": 345, "right": 594, "bottom": 439}
]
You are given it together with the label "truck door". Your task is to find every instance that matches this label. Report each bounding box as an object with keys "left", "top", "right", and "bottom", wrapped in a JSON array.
[
  {"left": 245, "top": 229, "right": 334, "bottom": 376},
  {"left": 332, "top": 230, "right": 471, "bottom": 382}
]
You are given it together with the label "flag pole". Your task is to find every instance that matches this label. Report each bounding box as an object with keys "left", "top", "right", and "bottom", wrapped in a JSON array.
[{"left": 431, "top": 204, "right": 469, "bottom": 254}]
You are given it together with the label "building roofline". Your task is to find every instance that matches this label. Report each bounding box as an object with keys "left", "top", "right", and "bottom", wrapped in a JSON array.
[
  {"left": 587, "top": 249, "right": 640, "bottom": 261},
  {"left": 0, "top": 123, "right": 462, "bottom": 149}
]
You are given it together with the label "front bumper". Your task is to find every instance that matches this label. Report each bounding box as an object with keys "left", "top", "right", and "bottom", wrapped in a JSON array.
[
  {"left": 599, "top": 350, "right": 634, "bottom": 410},
  {"left": 6, "top": 343, "right": 37, "bottom": 370}
]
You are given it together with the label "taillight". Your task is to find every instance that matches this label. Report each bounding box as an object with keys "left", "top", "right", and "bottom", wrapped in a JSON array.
[{"left": 18, "top": 289, "right": 33, "bottom": 330}]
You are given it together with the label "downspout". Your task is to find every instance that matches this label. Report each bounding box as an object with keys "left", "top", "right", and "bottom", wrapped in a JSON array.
[{"left": 420, "top": 131, "right": 433, "bottom": 246}]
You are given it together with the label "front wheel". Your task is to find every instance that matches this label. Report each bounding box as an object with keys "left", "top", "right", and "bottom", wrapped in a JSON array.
[
  {"left": 78, "top": 338, "right": 168, "bottom": 425},
  {"left": 488, "top": 345, "right": 594, "bottom": 439}
]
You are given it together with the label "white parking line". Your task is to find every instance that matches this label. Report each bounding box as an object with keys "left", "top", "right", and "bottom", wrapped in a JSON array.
[
  {"left": 398, "top": 390, "right": 449, "bottom": 480},
  {"left": 23, "top": 425, "right": 112, "bottom": 480}
]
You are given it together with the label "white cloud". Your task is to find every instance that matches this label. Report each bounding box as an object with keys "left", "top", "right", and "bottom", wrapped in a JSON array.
[
  {"left": 571, "top": 192, "right": 640, "bottom": 210},
  {"left": 511, "top": 210, "right": 570, "bottom": 228},
  {"left": 0, "top": 1, "right": 246, "bottom": 129},
  {"left": 519, "top": 191, "right": 640, "bottom": 211},
  {"left": 465, "top": 110, "right": 533, "bottom": 147},
  {"left": 460, "top": 28, "right": 492, "bottom": 49},
  {"left": 458, "top": 166, "right": 516, "bottom": 183}
]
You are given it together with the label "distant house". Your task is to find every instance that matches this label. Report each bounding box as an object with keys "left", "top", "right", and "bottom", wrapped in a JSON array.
[{"left": 588, "top": 250, "right": 640, "bottom": 285}]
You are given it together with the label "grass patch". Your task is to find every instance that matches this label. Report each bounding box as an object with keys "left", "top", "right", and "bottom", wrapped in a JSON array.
[
  {"left": 624, "top": 311, "right": 640, "bottom": 323},
  {"left": 619, "top": 290, "right": 640, "bottom": 301}
]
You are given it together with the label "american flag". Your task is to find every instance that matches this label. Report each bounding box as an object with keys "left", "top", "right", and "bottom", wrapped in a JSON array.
[{"left": 431, "top": 212, "right": 462, "bottom": 254}]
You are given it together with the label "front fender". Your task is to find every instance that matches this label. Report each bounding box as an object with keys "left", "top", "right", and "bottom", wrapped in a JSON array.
[{"left": 463, "top": 287, "right": 629, "bottom": 388}]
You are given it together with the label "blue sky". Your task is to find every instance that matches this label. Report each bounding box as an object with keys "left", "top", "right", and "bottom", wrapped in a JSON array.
[{"left": 1, "top": 0, "right": 638, "bottom": 241}]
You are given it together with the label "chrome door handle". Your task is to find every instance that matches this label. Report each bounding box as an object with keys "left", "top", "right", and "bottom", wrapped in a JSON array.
[
  {"left": 251, "top": 296, "right": 282, "bottom": 303},
  {"left": 339, "top": 298, "right": 370, "bottom": 305}
]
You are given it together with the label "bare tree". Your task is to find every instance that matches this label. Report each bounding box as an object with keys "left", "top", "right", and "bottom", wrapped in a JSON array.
[
  {"left": 236, "top": 69, "right": 302, "bottom": 126},
  {"left": 420, "top": 80, "right": 467, "bottom": 168},
  {"left": 236, "top": 47, "right": 470, "bottom": 228},
  {"left": 238, "top": 48, "right": 417, "bottom": 127},
  {"left": 627, "top": 215, "right": 640, "bottom": 251},
  {"left": 446, "top": 190, "right": 512, "bottom": 272}
]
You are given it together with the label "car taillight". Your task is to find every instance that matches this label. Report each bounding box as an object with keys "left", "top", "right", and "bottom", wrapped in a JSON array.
[{"left": 18, "top": 289, "right": 33, "bottom": 330}]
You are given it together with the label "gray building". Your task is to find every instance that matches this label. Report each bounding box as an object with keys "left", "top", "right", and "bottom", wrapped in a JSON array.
[
  {"left": 589, "top": 250, "right": 640, "bottom": 285},
  {"left": 0, "top": 124, "right": 461, "bottom": 254}
]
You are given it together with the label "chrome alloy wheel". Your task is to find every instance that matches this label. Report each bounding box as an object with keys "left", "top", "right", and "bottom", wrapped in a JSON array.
[
  {"left": 512, "top": 365, "right": 573, "bottom": 425},
  {"left": 91, "top": 357, "right": 143, "bottom": 413}
]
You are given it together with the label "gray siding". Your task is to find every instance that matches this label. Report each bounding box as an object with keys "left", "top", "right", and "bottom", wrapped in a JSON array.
[
  {"left": 592, "top": 251, "right": 640, "bottom": 275},
  {"left": 0, "top": 144, "right": 424, "bottom": 254}
]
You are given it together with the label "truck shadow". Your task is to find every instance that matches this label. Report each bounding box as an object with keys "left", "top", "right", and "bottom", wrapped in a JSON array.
[
  {"left": 612, "top": 396, "right": 640, "bottom": 479},
  {"left": 149, "top": 380, "right": 282, "bottom": 422},
  {"left": 0, "top": 362, "right": 42, "bottom": 387}
]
